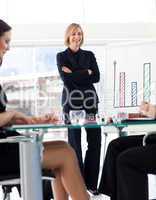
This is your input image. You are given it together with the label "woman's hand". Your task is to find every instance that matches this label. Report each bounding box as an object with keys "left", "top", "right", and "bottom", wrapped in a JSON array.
[
  {"left": 0, "top": 110, "right": 36, "bottom": 126},
  {"left": 139, "top": 102, "right": 156, "bottom": 118},
  {"left": 12, "top": 111, "right": 36, "bottom": 124},
  {"left": 0, "top": 110, "right": 60, "bottom": 126},
  {"left": 43, "top": 113, "right": 59, "bottom": 124},
  {"left": 88, "top": 69, "right": 93, "bottom": 75},
  {"left": 62, "top": 66, "right": 72, "bottom": 73},
  {"left": 29, "top": 113, "right": 59, "bottom": 124}
]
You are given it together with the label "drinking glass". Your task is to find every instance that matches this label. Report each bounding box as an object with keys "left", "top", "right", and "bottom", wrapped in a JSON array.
[
  {"left": 112, "top": 111, "right": 128, "bottom": 123},
  {"left": 95, "top": 114, "right": 105, "bottom": 124},
  {"left": 117, "top": 111, "right": 128, "bottom": 122},
  {"left": 69, "top": 110, "right": 86, "bottom": 125}
]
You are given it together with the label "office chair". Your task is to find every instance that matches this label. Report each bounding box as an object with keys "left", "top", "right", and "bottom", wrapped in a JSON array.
[
  {"left": 0, "top": 173, "right": 20, "bottom": 200},
  {"left": 0, "top": 136, "right": 54, "bottom": 200}
]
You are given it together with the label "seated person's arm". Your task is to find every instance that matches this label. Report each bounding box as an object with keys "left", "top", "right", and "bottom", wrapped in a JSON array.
[
  {"left": 31, "top": 113, "right": 59, "bottom": 124},
  {"left": 139, "top": 102, "right": 156, "bottom": 118},
  {"left": 0, "top": 110, "right": 59, "bottom": 127},
  {"left": 0, "top": 110, "right": 34, "bottom": 127}
]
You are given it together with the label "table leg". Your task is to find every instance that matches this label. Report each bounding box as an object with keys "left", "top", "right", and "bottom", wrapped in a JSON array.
[
  {"left": 117, "top": 127, "right": 127, "bottom": 137},
  {"left": 19, "top": 140, "right": 43, "bottom": 200}
]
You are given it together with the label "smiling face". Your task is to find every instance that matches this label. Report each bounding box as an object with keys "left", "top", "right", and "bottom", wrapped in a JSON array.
[
  {"left": 0, "top": 30, "right": 11, "bottom": 64},
  {"left": 65, "top": 23, "right": 84, "bottom": 52},
  {"left": 68, "top": 27, "right": 83, "bottom": 51}
]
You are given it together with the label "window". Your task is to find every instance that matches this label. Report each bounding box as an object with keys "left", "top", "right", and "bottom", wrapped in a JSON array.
[
  {"left": 0, "top": 44, "right": 105, "bottom": 141},
  {"left": 0, "top": 45, "right": 106, "bottom": 116},
  {"left": 0, "top": 46, "right": 63, "bottom": 116}
]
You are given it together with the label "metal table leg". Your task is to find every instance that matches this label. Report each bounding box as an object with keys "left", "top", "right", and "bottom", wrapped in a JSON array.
[
  {"left": 116, "top": 127, "right": 127, "bottom": 137},
  {"left": 19, "top": 138, "right": 43, "bottom": 200}
]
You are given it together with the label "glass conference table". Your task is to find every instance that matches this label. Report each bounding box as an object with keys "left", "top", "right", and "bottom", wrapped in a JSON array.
[{"left": 1, "top": 119, "right": 156, "bottom": 200}]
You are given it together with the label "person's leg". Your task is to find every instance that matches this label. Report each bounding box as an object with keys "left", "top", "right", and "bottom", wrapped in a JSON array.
[
  {"left": 84, "top": 127, "right": 101, "bottom": 191},
  {"left": 64, "top": 107, "right": 84, "bottom": 175},
  {"left": 116, "top": 144, "right": 156, "bottom": 200},
  {"left": 98, "top": 135, "right": 144, "bottom": 199},
  {"left": 68, "top": 128, "right": 84, "bottom": 174},
  {"left": 42, "top": 141, "right": 89, "bottom": 200},
  {"left": 52, "top": 170, "right": 68, "bottom": 200}
]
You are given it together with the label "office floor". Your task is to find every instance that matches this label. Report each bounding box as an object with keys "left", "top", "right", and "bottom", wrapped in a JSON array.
[
  {"left": 0, "top": 186, "right": 110, "bottom": 200},
  {"left": 1, "top": 176, "right": 156, "bottom": 200},
  {"left": 0, "top": 178, "right": 156, "bottom": 199}
]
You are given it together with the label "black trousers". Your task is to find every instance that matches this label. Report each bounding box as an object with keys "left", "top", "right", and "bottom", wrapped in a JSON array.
[
  {"left": 68, "top": 126, "right": 101, "bottom": 190},
  {"left": 0, "top": 129, "right": 20, "bottom": 175},
  {"left": 64, "top": 106, "right": 101, "bottom": 190},
  {"left": 98, "top": 135, "right": 156, "bottom": 200}
]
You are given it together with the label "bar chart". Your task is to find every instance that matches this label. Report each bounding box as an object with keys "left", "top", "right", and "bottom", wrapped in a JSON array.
[{"left": 113, "top": 62, "right": 151, "bottom": 108}]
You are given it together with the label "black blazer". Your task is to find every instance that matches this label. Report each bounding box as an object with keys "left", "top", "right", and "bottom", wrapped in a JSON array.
[{"left": 57, "top": 48, "right": 100, "bottom": 111}]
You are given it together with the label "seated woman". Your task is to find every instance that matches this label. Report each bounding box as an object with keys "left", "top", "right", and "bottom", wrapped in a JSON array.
[
  {"left": 0, "top": 19, "right": 97, "bottom": 200},
  {"left": 98, "top": 101, "right": 156, "bottom": 200}
]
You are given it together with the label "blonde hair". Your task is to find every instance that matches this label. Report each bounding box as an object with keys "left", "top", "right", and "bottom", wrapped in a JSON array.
[{"left": 64, "top": 23, "right": 84, "bottom": 47}]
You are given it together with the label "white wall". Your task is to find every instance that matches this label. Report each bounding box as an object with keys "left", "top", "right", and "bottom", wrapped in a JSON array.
[{"left": 11, "top": 23, "right": 156, "bottom": 46}]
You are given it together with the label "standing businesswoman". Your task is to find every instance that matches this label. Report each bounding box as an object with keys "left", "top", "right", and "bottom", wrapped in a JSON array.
[
  {"left": 0, "top": 19, "right": 98, "bottom": 200},
  {"left": 57, "top": 23, "right": 101, "bottom": 193}
]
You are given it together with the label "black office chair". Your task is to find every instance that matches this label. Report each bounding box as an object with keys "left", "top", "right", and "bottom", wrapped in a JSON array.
[
  {"left": 0, "top": 130, "right": 55, "bottom": 200},
  {"left": 0, "top": 173, "right": 21, "bottom": 200},
  {"left": 0, "top": 169, "right": 54, "bottom": 200}
]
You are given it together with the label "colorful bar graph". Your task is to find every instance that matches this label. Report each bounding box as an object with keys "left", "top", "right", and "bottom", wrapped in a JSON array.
[
  {"left": 143, "top": 63, "right": 151, "bottom": 102},
  {"left": 113, "top": 60, "right": 118, "bottom": 107},
  {"left": 113, "top": 62, "right": 151, "bottom": 108},
  {"left": 119, "top": 72, "right": 125, "bottom": 107},
  {"left": 131, "top": 82, "right": 137, "bottom": 106}
]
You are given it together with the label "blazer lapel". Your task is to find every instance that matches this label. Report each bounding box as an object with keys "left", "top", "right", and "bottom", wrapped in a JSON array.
[
  {"left": 66, "top": 48, "right": 86, "bottom": 70},
  {"left": 78, "top": 49, "right": 85, "bottom": 68},
  {"left": 66, "top": 49, "right": 78, "bottom": 70}
]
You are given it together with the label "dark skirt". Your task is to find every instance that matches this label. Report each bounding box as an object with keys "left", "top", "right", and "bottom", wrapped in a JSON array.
[{"left": 0, "top": 128, "right": 20, "bottom": 175}]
